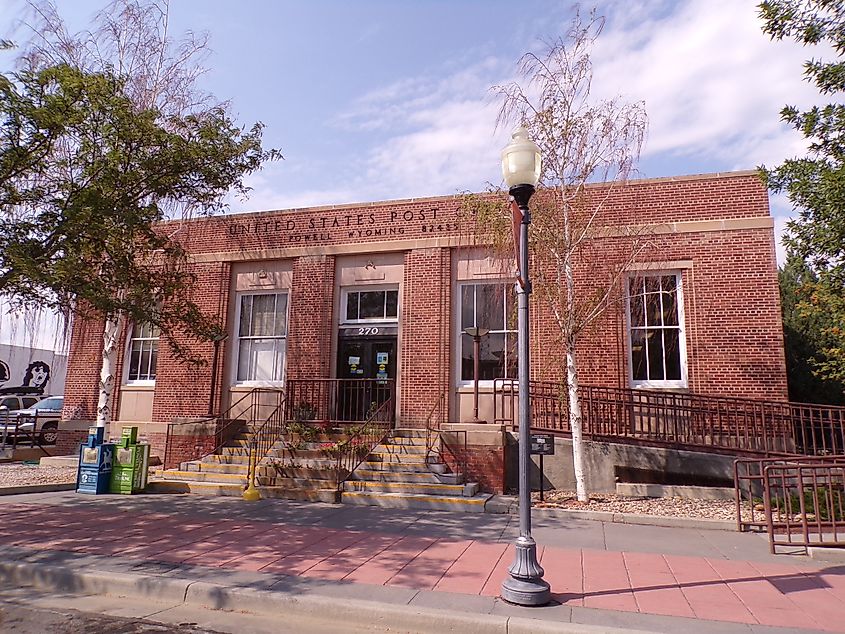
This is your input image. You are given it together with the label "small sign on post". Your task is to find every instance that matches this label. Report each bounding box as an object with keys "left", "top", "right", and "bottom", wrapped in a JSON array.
[{"left": 530, "top": 433, "right": 555, "bottom": 502}]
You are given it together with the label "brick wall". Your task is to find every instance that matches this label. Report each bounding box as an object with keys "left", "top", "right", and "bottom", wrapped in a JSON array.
[
  {"left": 286, "top": 255, "right": 335, "bottom": 380},
  {"left": 399, "top": 247, "right": 451, "bottom": 425},
  {"left": 162, "top": 432, "right": 217, "bottom": 469},
  {"left": 62, "top": 308, "right": 105, "bottom": 422},
  {"left": 61, "top": 171, "right": 788, "bottom": 430},
  {"left": 55, "top": 428, "right": 90, "bottom": 456},
  {"left": 443, "top": 443, "right": 505, "bottom": 494},
  {"left": 144, "top": 262, "right": 230, "bottom": 423}
]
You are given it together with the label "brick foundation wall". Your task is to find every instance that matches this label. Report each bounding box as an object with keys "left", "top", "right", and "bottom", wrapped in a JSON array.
[
  {"left": 55, "top": 428, "right": 90, "bottom": 456},
  {"left": 443, "top": 443, "right": 505, "bottom": 494}
]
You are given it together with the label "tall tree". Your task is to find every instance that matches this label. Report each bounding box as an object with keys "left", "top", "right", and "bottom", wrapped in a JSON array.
[
  {"left": 1, "top": 0, "right": 278, "bottom": 426},
  {"left": 466, "top": 10, "right": 647, "bottom": 502},
  {"left": 779, "top": 254, "right": 845, "bottom": 403},
  {"left": 759, "top": 0, "right": 845, "bottom": 383}
]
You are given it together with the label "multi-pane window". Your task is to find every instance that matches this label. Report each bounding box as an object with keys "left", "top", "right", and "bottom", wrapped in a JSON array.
[
  {"left": 236, "top": 293, "right": 288, "bottom": 383},
  {"left": 627, "top": 273, "right": 685, "bottom": 386},
  {"left": 459, "top": 283, "right": 517, "bottom": 382},
  {"left": 127, "top": 323, "right": 159, "bottom": 383},
  {"left": 344, "top": 289, "right": 399, "bottom": 322}
]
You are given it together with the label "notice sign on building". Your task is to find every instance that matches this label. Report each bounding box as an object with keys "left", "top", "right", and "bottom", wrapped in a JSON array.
[{"left": 530, "top": 434, "right": 555, "bottom": 455}]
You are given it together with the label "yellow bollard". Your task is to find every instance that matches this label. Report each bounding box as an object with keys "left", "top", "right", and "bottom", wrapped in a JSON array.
[{"left": 242, "top": 446, "right": 261, "bottom": 502}]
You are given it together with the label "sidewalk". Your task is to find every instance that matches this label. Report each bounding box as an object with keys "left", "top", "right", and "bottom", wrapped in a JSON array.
[{"left": 0, "top": 491, "right": 842, "bottom": 633}]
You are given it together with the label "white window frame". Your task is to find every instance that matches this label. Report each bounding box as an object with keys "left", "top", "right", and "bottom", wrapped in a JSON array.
[
  {"left": 340, "top": 285, "right": 400, "bottom": 324},
  {"left": 625, "top": 271, "right": 688, "bottom": 389},
  {"left": 233, "top": 290, "right": 289, "bottom": 387},
  {"left": 124, "top": 322, "right": 159, "bottom": 386},
  {"left": 455, "top": 280, "right": 518, "bottom": 388}
]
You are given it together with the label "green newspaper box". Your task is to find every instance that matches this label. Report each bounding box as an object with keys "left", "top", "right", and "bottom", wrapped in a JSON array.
[{"left": 109, "top": 426, "right": 150, "bottom": 494}]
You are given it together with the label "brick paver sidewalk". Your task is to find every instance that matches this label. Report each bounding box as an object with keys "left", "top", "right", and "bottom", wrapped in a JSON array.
[{"left": 2, "top": 500, "right": 843, "bottom": 632}]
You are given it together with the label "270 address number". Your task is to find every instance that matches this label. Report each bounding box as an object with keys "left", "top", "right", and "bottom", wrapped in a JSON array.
[{"left": 357, "top": 327, "right": 379, "bottom": 336}]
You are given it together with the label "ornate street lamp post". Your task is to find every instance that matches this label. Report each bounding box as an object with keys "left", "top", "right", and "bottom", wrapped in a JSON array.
[{"left": 500, "top": 126, "right": 551, "bottom": 606}]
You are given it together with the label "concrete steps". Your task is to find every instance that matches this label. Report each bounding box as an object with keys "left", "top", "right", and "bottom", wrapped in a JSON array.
[
  {"left": 152, "top": 422, "right": 350, "bottom": 501},
  {"left": 340, "top": 429, "right": 489, "bottom": 512}
]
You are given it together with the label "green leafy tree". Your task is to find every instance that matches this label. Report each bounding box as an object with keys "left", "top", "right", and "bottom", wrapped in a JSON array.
[
  {"left": 779, "top": 254, "right": 845, "bottom": 403},
  {"left": 0, "top": 1, "right": 279, "bottom": 426},
  {"left": 759, "top": 0, "right": 845, "bottom": 383}
]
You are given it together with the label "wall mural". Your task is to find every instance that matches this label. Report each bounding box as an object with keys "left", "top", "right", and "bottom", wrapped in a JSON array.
[{"left": 0, "top": 360, "right": 52, "bottom": 396}]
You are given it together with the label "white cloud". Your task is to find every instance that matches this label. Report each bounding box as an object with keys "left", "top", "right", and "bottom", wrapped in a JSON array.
[{"left": 592, "top": 0, "right": 827, "bottom": 170}]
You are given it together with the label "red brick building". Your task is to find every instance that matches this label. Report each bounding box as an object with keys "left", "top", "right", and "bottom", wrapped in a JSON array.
[{"left": 61, "top": 171, "right": 788, "bottom": 450}]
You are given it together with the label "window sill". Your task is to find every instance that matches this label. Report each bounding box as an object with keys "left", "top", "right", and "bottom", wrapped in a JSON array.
[
  {"left": 631, "top": 383, "right": 689, "bottom": 391},
  {"left": 123, "top": 382, "right": 155, "bottom": 390},
  {"left": 231, "top": 382, "right": 285, "bottom": 390}
]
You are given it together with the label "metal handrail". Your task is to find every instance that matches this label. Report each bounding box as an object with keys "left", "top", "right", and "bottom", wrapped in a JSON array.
[
  {"left": 424, "top": 391, "right": 446, "bottom": 466},
  {"left": 0, "top": 412, "right": 51, "bottom": 454},
  {"left": 334, "top": 397, "right": 394, "bottom": 490},
  {"left": 243, "top": 391, "right": 287, "bottom": 495},
  {"left": 493, "top": 380, "right": 845, "bottom": 457},
  {"left": 163, "top": 388, "right": 283, "bottom": 470}
]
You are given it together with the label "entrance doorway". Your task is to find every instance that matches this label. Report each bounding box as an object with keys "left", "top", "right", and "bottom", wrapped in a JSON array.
[{"left": 336, "top": 336, "right": 396, "bottom": 421}]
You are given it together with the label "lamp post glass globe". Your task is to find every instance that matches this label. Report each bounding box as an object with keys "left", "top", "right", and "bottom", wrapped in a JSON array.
[
  {"left": 501, "top": 126, "right": 541, "bottom": 190},
  {"left": 499, "top": 126, "right": 550, "bottom": 606}
]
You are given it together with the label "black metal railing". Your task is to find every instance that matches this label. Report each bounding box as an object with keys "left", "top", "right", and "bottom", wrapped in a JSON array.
[
  {"left": 334, "top": 396, "right": 394, "bottom": 490},
  {"left": 244, "top": 390, "right": 287, "bottom": 493},
  {"left": 0, "top": 411, "right": 53, "bottom": 454},
  {"left": 494, "top": 380, "right": 845, "bottom": 457},
  {"left": 734, "top": 455, "right": 845, "bottom": 553},
  {"left": 424, "top": 392, "right": 446, "bottom": 467},
  {"left": 162, "top": 388, "right": 283, "bottom": 470},
  {"left": 285, "top": 378, "right": 396, "bottom": 426}
]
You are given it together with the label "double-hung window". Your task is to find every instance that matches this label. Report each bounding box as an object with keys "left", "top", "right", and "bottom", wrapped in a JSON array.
[
  {"left": 458, "top": 282, "right": 517, "bottom": 382},
  {"left": 126, "top": 323, "right": 159, "bottom": 383},
  {"left": 627, "top": 273, "right": 686, "bottom": 388},
  {"left": 236, "top": 292, "right": 288, "bottom": 383}
]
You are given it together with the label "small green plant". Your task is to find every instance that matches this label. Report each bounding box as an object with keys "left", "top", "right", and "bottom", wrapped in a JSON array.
[{"left": 771, "top": 487, "right": 844, "bottom": 521}]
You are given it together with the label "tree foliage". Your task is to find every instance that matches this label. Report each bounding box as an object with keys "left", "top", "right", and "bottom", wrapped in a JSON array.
[
  {"left": 759, "top": 0, "right": 845, "bottom": 383},
  {"left": 0, "top": 0, "right": 279, "bottom": 360},
  {"left": 0, "top": 63, "right": 271, "bottom": 357},
  {"left": 779, "top": 254, "right": 845, "bottom": 403}
]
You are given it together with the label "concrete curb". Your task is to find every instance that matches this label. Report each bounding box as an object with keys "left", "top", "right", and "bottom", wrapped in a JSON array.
[
  {"left": 486, "top": 497, "right": 735, "bottom": 531},
  {"left": 0, "top": 483, "right": 76, "bottom": 496},
  {"left": 531, "top": 506, "right": 736, "bottom": 531},
  {"left": 0, "top": 560, "right": 647, "bottom": 634},
  {"left": 808, "top": 546, "right": 845, "bottom": 563},
  {"left": 0, "top": 561, "right": 191, "bottom": 602}
]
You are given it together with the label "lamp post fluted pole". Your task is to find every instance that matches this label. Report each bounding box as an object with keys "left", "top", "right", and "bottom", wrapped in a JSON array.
[
  {"left": 500, "top": 126, "right": 550, "bottom": 606},
  {"left": 500, "top": 184, "right": 551, "bottom": 606}
]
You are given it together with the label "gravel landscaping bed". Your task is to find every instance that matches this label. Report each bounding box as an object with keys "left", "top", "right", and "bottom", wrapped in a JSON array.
[
  {"left": 532, "top": 489, "right": 748, "bottom": 522},
  {"left": 0, "top": 463, "right": 77, "bottom": 487}
]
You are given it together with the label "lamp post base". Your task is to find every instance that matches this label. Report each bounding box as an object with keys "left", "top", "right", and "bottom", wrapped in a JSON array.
[{"left": 500, "top": 536, "right": 551, "bottom": 606}]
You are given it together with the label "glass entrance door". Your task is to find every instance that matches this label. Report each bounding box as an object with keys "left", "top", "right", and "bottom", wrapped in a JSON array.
[{"left": 336, "top": 337, "right": 396, "bottom": 421}]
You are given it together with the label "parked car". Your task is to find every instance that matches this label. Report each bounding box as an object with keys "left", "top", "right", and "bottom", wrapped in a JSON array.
[
  {"left": 0, "top": 395, "right": 42, "bottom": 413},
  {"left": 0, "top": 396, "right": 64, "bottom": 445}
]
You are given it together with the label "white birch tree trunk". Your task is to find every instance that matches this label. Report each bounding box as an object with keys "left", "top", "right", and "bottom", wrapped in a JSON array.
[
  {"left": 96, "top": 314, "right": 121, "bottom": 428},
  {"left": 567, "top": 341, "right": 588, "bottom": 502}
]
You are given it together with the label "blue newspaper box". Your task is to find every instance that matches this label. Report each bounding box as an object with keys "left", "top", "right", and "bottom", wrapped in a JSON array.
[{"left": 76, "top": 426, "right": 115, "bottom": 494}]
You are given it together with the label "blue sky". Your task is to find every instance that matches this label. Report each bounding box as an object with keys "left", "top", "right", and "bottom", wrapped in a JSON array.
[{"left": 0, "top": 0, "right": 827, "bottom": 348}]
